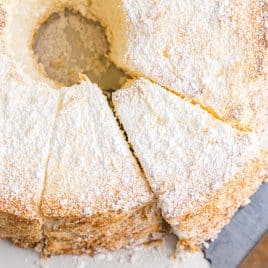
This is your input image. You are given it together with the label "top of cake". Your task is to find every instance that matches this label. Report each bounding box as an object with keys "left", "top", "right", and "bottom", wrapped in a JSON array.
[
  {"left": 42, "top": 82, "right": 153, "bottom": 219},
  {"left": 0, "top": 0, "right": 153, "bottom": 220},
  {"left": 91, "top": 0, "right": 266, "bottom": 130},
  {"left": 113, "top": 79, "right": 262, "bottom": 218}
]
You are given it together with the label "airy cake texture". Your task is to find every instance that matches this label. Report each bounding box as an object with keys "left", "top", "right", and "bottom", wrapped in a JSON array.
[
  {"left": 113, "top": 79, "right": 266, "bottom": 249},
  {"left": 0, "top": 0, "right": 267, "bottom": 257}
]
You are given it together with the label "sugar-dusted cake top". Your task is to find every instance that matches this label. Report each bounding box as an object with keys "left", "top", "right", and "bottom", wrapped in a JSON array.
[
  {"left": 42, "top": 82, "right": 153, "bottom": 218},
  {"left": 91, "top": 0, "right": 265, "bottom": 130},
  {"left": 113, "top": 79, "right": 261, "bottom": 218},
  {"left": 0, "top": 51, "right": 58, "bottom": 219}
]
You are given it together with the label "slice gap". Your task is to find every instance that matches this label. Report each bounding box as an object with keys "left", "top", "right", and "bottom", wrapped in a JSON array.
[{"left": 32, "top": 9, "right": 128, "bottom": 90}]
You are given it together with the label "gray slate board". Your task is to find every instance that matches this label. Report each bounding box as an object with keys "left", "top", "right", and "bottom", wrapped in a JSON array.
[{"left": 204, "top": 183, "right": 268, "bottom": 268}]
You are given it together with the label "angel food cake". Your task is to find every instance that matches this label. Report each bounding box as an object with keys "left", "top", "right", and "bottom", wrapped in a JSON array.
[{"left": 0, "top": 0, "right": 267, "bottom": 257}]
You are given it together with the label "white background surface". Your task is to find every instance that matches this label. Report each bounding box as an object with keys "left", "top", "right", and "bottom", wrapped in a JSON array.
[{"left": 0, "top": 235, "right": 210, "bottom": 268}]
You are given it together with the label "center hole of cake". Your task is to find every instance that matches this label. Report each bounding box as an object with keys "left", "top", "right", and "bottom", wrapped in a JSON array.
[{"left": 32, "top": 9, "right": 127, "bottom": 90}]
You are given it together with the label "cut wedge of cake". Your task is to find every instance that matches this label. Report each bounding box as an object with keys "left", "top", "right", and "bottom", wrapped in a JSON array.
[
  {"left": 113, "top": 79, "right": 266, "bottom": 250},
  {"left": 90, "top": 0, "right": 266, "bottom": 130},
  {"left": 41, "top": 82, "right": 162, "bottom": 256},
  {"left": 0, "top": 51, "right": 58, "bottom": 247}
]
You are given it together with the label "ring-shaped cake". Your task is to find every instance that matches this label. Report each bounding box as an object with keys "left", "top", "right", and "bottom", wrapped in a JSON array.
[{"left": 0, "top": 0, "right": 266, "bottom": 257}]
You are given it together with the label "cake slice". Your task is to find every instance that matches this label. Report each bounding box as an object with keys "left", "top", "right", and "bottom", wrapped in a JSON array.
[
  {"left": 113, "top": 79, "right": 266, "bottom": 250},
  {"left": 41, "top": 82, "right": 162, "bottom": 256},
  {"left": 90, "top": 0, "right": 265, "bottom": 130},
  {"left": 0, "top": 52, "right": 58, "bottom": 247}
]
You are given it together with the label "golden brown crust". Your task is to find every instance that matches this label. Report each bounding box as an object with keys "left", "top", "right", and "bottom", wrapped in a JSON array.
[
  {"left": 0, "top": 211, "right": 42, "bottom": 247},
  {"left": 93, "top": 0, "right": 266, "bottom": 130},
  {"left": 171, "top": 155, "right": 266, "bottom": 250},
  {"left": 42, "top": 201, "right": 163, "bottom": 257}
]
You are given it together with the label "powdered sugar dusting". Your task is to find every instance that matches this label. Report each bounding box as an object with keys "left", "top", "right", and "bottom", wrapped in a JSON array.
[
  {"left": 92, "top": 0, "right": 265, "bottom": 130},
  {"left": 113, "top": 79, "right": 261, "bottom": 218},
  {"left": 0, "top": 0, "right": 265, "bottom": 255},
  {"left": 42, "top": 82, "right": 152, "bottom": 218},
  {"left": 0, "top": 51, "right": 58, "bottom": 218}
]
